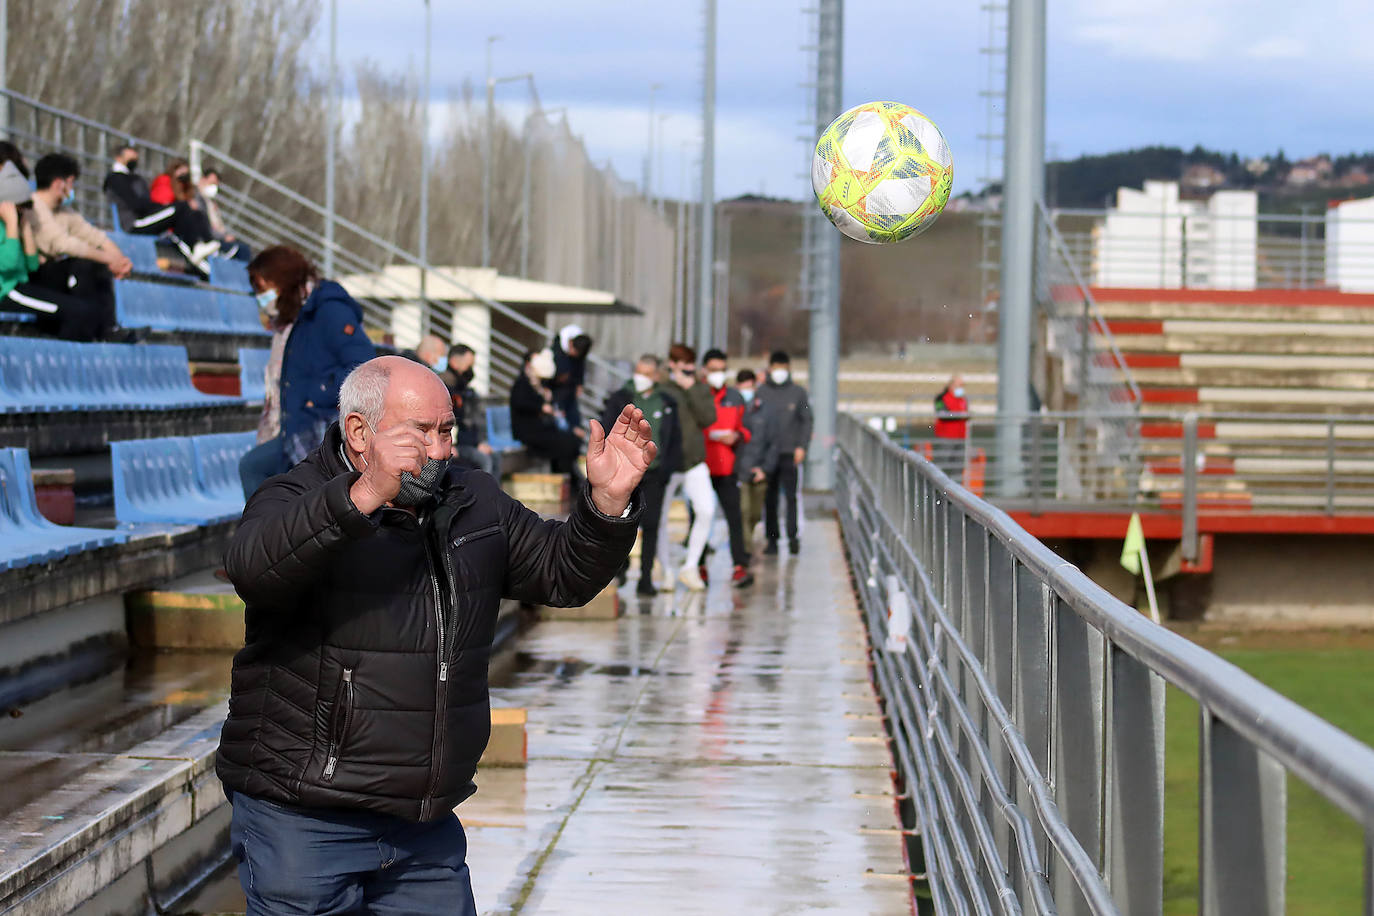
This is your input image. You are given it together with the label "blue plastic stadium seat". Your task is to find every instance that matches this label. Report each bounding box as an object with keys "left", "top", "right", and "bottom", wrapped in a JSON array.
[
  {"left": 0, "top": 447, "right": 125, "bottom": 570},
  {"left": 111, "top": 435, "right": 249, "bottom": 526},
  {"left": 486, "top": 406, "right": 521, "bottom": 451},
  {"left": 0, "top": 312, "right": 36, "bottom": 324},
  {"left": 239, "top": 347, "right": 270, "bottom": 402},
  {"left": 191, "top": 431, "right": 256, "bottom": 504},
  {"left": 219, "top": 291, "right": 270, "bottom": 337},
  {"left": 107, "top": 231, "right": 161, "bottom": 275},
  {"left": 0, "top": 337, "right": 244, "bottom": 412},
  {"left": 117, "top": 279, "right": 230, "bottom": 334},
  {"left": 209, "top": 257, "right": 251, "bottom": 293}
]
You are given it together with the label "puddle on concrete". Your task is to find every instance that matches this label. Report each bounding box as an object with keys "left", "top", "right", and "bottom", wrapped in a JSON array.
[
  {"left": 0, "top": 650, "right": 232, "bottom": 755},
  {"left": 490, "top": 651, "right": 658, "bottom": 688}
]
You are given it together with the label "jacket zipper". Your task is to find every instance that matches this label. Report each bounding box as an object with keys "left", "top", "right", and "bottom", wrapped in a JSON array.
[
  {"left": 322, "top": 667, "right": 354, "bottom": 780},
  {"left": 447, "top": 525, "right": 502, "bottom": 651},
  {"left": 421, "top": 539, "right": 447, "bottom": 820}
]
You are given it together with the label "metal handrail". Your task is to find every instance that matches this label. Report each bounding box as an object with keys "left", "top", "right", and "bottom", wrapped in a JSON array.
[{"left": 836, "top": 412, "right": 1374, "bottom": 914}]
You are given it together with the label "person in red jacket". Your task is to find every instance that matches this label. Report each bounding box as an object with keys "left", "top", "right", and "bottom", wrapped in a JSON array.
[
  {"left": 148, "top": 158, "right": 190, "bottom": 206},
  {"left": 700, "top": 349, "right": 754, "bottom": 588},
  {"left": 932, "top": 373, "right": 969, "bottom": 478}
]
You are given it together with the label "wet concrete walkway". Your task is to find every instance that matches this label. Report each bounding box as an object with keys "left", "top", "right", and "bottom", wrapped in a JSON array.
[{"left": 464, "top": 516, "right": 911, "bottom": 915}]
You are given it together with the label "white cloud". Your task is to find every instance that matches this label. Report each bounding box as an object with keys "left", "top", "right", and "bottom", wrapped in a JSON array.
[{"left": 1244, "top": 36, "right": 1308, "bottom": 60}]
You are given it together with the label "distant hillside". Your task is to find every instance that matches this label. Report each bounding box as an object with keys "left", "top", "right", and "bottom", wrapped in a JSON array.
[{"left": 1039, "top": 145, "right": 1374, "bottom": 210}]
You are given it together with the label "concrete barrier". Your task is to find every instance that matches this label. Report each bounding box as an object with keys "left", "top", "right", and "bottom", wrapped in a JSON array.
[
  {"left": 538, "top": 580, "right": 620, "bottom": 621},
  {"left": 480, "top": 708, "right": 527, "bottom": 767},
  {"left": 126, "top": 572, "right": 245, "bottom": 651}
]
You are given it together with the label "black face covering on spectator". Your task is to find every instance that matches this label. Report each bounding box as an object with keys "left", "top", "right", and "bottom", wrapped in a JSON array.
[
  {"left": 394, "top": 457, "right": 450, "bottom": 508},
  {"left": 455, "top": 368, "right": 474, "bottom": 388},
  {"left": 127, "top": 158, "right": 139, "bottom": 172}
]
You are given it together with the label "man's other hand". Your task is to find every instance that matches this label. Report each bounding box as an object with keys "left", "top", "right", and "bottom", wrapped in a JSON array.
[
  {"left": 586, "top": 405, "right": 656, "bottom": 517},
  {"left": 350, "top": 425, "right": 430, "bottom": 514},
  {"left": 477, "top": 442, "right": 493, "bottom": 456},
  {"left": 794, "top": 447, "right": 806, "bottom": 467}
]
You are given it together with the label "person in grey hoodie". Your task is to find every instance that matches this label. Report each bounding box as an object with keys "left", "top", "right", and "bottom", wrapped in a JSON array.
[{"left": 758, "top": 350, "right": 812, "bottom": 555}]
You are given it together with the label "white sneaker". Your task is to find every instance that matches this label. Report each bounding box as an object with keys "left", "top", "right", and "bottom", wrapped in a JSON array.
[
  {"left": 678, "top": 565, "right": 706, "bottom": 592},
  {"left": 191, "top": 240, "right": 222, "bottom": 263}
]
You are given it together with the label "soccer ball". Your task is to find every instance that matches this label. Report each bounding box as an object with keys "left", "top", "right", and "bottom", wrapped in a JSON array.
[{"left": 812, "top": 101, "right": 953, "bottom": 244}]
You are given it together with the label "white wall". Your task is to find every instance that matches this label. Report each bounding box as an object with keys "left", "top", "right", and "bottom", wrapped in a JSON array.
[
  {"left": 1093, "top": 181, "right": 1258, "bottom": 289},
  {"left": 1326, "top": 197, "right": 1374, "bottom": 292}
]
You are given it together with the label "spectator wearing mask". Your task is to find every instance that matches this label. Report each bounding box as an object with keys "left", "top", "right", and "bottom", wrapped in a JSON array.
[
  {"left": 732, "top": 368, "right": 775, "bottom": 546},
  {"left": 759, "top": 350, "right": 812, "bottom": 556},
  {"left": 602, "top": 355, "right": 681, "bottom": 596},
  {"left": 0, "top": 161, "right": 107, "bottom": 341},
  {"left": 413, "top": 334, "right": 448, "bottom": 370},
  {"left": 510, "top": 347, "right": 582, "bottom": 481},
  {"left": 440, "top": 344, "right": 500, "bottom": 481},
  {"left": 250, "top": 245, "right": 375, "bottom": 467},
  {"left": 24, "top": 153, "right": 130, "bottom": 341},
  {"left": 551, "top": 323, "right": 593, "bottom": 432},
  {"left": 196, "top": 168, "right": 250, "bottom": 261},
  {"left": 237, "top": 281, "right": 297, "bottom": 498},
  {"left": 656, "top": 343, "right": 717, "bottom": 592},
  {"left": 699, "top": 349, "right": 754, "bottom": 588},
  {"left": 102, "top": 146, "right": 219, "bottom": 266},
  {"left": 932, "top": 373, "right": 969, "bottom": 478}
]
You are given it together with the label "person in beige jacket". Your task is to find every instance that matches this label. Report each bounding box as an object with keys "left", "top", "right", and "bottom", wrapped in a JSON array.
[{"left": 23, "top": 153, "right": 131, "bottom": 340}]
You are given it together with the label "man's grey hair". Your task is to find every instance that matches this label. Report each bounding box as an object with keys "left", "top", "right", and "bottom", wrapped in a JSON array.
[
  {"left": 636, "top": 354, "right": 661, "bottom": 369},
  {"left": 338, "top": 362, "right": 391, "bottom": 428}
]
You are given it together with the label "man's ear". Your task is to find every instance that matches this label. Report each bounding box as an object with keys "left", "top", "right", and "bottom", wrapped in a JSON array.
[{"left": 343, "top": 413, "right": 369, "bottom": 455}]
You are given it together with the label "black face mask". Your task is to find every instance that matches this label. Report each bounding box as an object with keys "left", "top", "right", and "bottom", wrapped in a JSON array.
[
  {"left": 127, "top": 158, "right": 139, "bottom": 173},
  {"left": 455, "top": 368, "right": 474, "bottom": 388},
  {"left": 394, "top": 456, "right": 451, "bottom": 508}
]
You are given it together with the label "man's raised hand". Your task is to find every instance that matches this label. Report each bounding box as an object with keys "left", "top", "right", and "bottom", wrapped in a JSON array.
[
  {"left": 350, "top": 424, "right": 431, "bottom": 514},
  {"left": 585, "top": 405, "right": 656, "bottom": 517}
]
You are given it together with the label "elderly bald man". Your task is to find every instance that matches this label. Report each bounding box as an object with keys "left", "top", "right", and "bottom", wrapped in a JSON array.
[{"left": 217, "top": 355, "right": 655, "bottom": 915}]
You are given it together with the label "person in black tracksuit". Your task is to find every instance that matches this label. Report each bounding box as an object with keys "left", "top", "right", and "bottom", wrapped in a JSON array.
[
  {"left": 102, "top": 145, "right": 215, "bottom": 244},
  {"left": 509, "top": 348, "right": 582, "bottom": 479},
  {"left": 218, "top": 356, "right": 653, "bottom": 914},
  {"left": 759, "top": 350, "right": 813, "bottom": 555}
]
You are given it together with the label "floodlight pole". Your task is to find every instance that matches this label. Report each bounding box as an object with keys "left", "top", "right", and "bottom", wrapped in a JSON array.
[
  {"left": 0, "top": 0, "right": 9, "bottom": 139},
  {"left": 645, "top": 82, "right": 661, "bottom": 202},
  {"left": 324, "top": 0, "right": 337, "bottom": 277},
  {"left": 804, "top": 0, "right": 843, "bottom": 492},
  {"left": 481, "top": 35, "right": 500, "bottom": 269},
  {"left": 695, "top": 0, "right": 716, "bottom": 354},
  {"left": 419, "top": 0, "right": 431, "bottom": 311},
  {"left": 996, "top": 0, "right": 1046, "bottom": 497}
]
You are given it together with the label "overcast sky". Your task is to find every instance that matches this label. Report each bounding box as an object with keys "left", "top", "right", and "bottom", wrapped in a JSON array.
[{"left": 331, "top": 0, "right": 1374, "bottom": 201}]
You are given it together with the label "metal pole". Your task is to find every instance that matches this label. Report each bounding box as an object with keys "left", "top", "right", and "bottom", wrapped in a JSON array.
[
  {"left": 0, "top": 0, "right": 9, "bottom": 140},
  {"left": 645, "top": 82, "right": 660, "bottom": 200},
  {"left": 324, "top": 0, "right": 337, "bottom": 277},
  {"left": 696, "top": 0, "right": 716, "bottom": 354},
  {"left": 521, "top": 117, "right": 533, "bottom": 279},
  {"left": 482, "top": 36, "right": 499, "bottom": 269},
  {"left": 419, "top": 0, "right": 431, "bottom": 311},
  {"left": 805, "top": 0, "right": 843, "bottom": 492},
  {"left": 1183, "top": 412, "right": 1199, "bottom": 563},
  {"left": 995, "top": 0, "right": 1046, "bottom": 498},
  {"left": 657, "top": 114, "right": 670, "bottom": 216}
]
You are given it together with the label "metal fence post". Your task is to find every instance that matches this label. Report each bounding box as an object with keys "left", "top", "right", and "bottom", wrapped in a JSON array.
[
  {"left": 1200, "top": 711, "right": 1286, "bottom": 916},
  {"left": 1327, "top": 418, "right": 1337, "bottom": 516},
  {"left": 1104, "top": 644, "right": 1164, "bottom": 915},
  {"left": 1182, "top": 412, "right": 1199, "bottom": 563}
]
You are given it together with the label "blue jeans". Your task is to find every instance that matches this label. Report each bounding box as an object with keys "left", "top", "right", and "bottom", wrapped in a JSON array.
[
  {"left": 229, "top": 791, "right": 476, "bottom": 916},
  {"left": 239, "top": 436, "right": 287, "bottom": 500}
]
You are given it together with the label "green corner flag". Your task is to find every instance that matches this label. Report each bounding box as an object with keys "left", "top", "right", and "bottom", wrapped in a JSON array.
[{"left": 1120, "top": 513, "right": 1145, "bottom": 575}]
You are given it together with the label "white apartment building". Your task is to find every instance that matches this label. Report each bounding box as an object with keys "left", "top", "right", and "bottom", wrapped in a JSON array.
[{"left": 1092, "top": 181, "right": 1257, "bottom": 289}]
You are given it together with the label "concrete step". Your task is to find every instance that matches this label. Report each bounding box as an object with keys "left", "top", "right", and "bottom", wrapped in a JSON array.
[
  {"left": 1096, "top": 299, "right": 1374, "bottom": 324},
  {"left": 1129, "top": 366, "right": 1374, "bottom": 390}
]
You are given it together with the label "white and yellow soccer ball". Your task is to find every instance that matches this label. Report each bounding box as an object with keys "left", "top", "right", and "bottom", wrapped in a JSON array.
[{"left": 812, "top": 101, "right": 954, "bottom": 244}]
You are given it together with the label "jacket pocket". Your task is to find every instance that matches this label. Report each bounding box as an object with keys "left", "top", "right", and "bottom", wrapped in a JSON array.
[
  {"left": 322, "top": 667, "right": 355, "bottom": 781},
  {"left": 451, "top": 524, "right": 502, "bottom": 550}
]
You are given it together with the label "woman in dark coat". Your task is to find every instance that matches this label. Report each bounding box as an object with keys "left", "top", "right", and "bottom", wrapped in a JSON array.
[
  {"left": 510, "top": 348, "right": 582, "bottom": 480},
  {"left": 238, "top": 245, "right": 375, "bottom": 497}
]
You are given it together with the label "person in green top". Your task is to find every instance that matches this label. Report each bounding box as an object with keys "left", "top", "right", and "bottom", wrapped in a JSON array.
[
  {"left": 0, "top": 159, "right": 106, "bottom": 341},
  {"left": 656, "top": 343, "right": 718, "bottom": 592},
  {"left": 601, "top": 354, "right": 683, "bottom": 596}
]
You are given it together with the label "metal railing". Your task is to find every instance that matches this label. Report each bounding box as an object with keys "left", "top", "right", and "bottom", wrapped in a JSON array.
[
  {"left": 834, "top": 412, "right": 1374, "bottom": 915},
  {"left": 0, "top": 87, "right": 628, "bottom": 420}
]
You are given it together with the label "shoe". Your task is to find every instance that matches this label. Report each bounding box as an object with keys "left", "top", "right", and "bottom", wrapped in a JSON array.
[
  {"left": 678, "top": 566, "right": 706, "bottom": 592},
  {"left": 763, "top": 540, "right": 779, "bottom": 556},
  {"left": 636, "top": 579, "right": 658, "bottom": 597},
  {"left": 698, "top": 564, "right": 710, "bottom": 585},
  {"left": 731, "top": 565, "right": 754, "bottom": 588},
  {"left": 789, "top": 541, "right": 801, "bottom": 556},
  {"left": 191, "top": 240, "right": 222, "bottom": 263}
]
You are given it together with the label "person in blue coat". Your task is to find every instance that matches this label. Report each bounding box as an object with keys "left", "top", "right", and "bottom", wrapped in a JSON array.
[{"left": 239, "top": 245, "right": 375, "bottom": 497}]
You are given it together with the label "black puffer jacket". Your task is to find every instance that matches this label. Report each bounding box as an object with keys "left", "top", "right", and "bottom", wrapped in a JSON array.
[{"left": 216, "top": 423, "right": 638, "bottom": 822}]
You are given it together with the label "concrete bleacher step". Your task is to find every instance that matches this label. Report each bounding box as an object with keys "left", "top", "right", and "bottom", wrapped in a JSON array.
[
  {"left": 126, "top": 570, "right": 245, "bottom": 650},
  {"left": 1129, "top": 365, "right": 1374, "bottom": 390}
]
